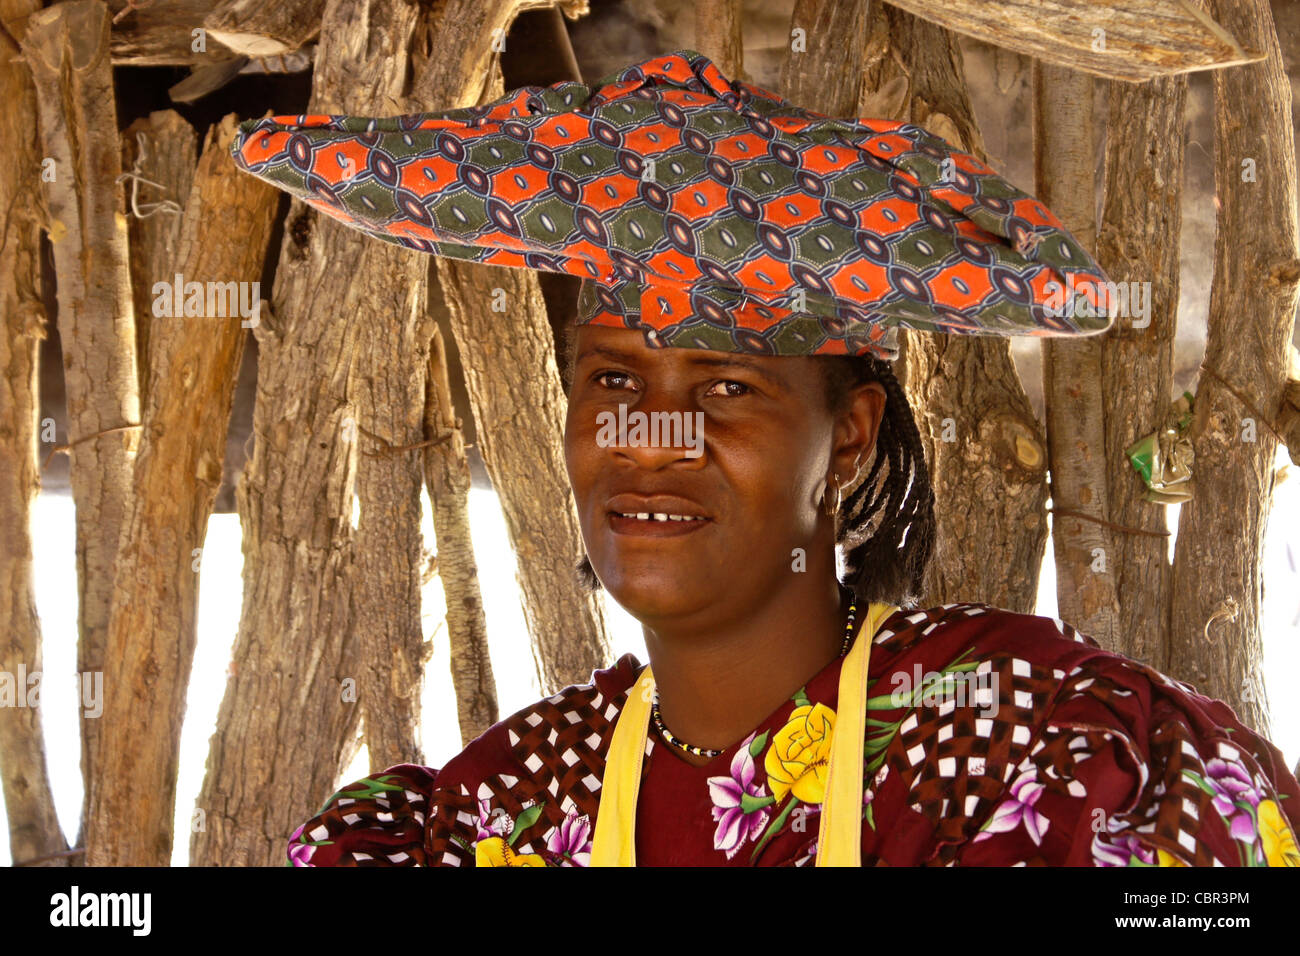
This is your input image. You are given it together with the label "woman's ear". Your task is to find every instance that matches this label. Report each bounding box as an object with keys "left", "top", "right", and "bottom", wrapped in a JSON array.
[{"left": 838, "top": 380, "right": 887, "bottom": 485}]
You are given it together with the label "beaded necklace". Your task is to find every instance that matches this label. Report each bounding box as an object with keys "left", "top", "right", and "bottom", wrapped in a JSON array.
[{"left": 649, "top": 594, "right": 859, "bottom": 759}]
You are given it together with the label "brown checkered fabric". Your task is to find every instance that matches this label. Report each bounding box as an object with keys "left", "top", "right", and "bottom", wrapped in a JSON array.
[{"left": 286, "top": 604, "right": 1300, "bottom": 867}]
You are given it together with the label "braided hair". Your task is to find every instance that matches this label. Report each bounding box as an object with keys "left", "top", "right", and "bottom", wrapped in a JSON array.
[
  {"left": 819, "top": 354, "right": 935, "bottom": 608},
  {"left": 563, "top": 327, "right": 936, "bottom": 609}
]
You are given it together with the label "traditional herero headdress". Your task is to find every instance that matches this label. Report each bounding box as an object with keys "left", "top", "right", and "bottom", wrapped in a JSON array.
[{"left": 231, "top": 50, "right": 1113, "bottom": 360}]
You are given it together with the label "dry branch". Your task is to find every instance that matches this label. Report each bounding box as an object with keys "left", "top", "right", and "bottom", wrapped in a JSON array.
[
  {"left": 1168, "top": 0, "right": 1299, "bottom": 734},
  {"left": 1096, "top": 73, "right": 1186, "bottom": 669},
  {"left": 780, "top": 0, "right": 870, "bottom": 114},
  {"left": 695, "top": 0, "right": 743, "bottom": 82},
  {"left": 1033, "top": 63, "right": 1121, "bottom": 652},
  {"left": 886, "top": 0, "right": 1262, "bottom": 82},
  {"left": 106, "top": 0, "right": 241, "bottom": 65},
  {"left": 0, "top": 0, "right": 66, "bottom": 869},
  {"left": 421, "top": 317, "right": 498, "bottom": 747},
  {"left": 204, "top": 0, "right": 324, "bottom": 58},
  {"left": 859, "top": 3, "right": 1051, "bottom": 612},
  {"left": 21, "top": 0, "right": 139, "bottom": 850},
  {"left": 410, "top": 0, "right": 612, "bottom": 695},
  {"left": 86, "top": 114, "right": 279, "bottom": 866},
  {"left": 121, "top": 110, "right": 198, "bottom": 407}
]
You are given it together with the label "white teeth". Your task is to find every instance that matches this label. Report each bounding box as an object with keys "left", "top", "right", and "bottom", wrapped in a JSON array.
[{"left": 615, "top": 512, "right": 705, "bottom": 522}]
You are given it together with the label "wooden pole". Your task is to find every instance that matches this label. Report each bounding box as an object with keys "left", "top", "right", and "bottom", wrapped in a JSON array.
[
  {"left": 191, "top": 0, "right": 429, "bottom": 866},
  {"left": 0, "top": 0, "right": 67, "bottom": 869},
  {"left": 1033, "top": 61, "right": 1122, "bottom": 651},
  {"left": 21, "top": 0, "right": 140, "bottom": 851},
  {"left": 859, "top": 2, "right": 1052, "bottom": 613},
  {"left": 1168, "top": 0, "right": 1298, "bottom": 734},
  {"left": 87, "top": 115, "right": 279, "bottom": 866},
  {"left": 421, "top": 315, "right": 499, "bottom": 747},
  {"left": 410, "top": 0, "right": 612, "bottom": 696},
  {"left": 1096, "top": 73, "right": 1186, "bottom": 669}
]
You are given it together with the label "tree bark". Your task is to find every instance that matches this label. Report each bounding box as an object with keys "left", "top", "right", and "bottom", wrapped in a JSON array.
[
  {"left": 86, "top": 115, "right": 279, "bottom": 867},
  {"left": 1033, "top": 63, "right": 1122, "bottom": 651},
  {"left": 203, "top": 0, "right": 324, "bottom": 58},
  {"left": 1096, "top": 73, "right": 1186, "bottom": 669},
  {"left": 858, "top": 3, "right": 1051, "bottom": 613},
  {"left": 1168, "top": 0, "right": 1298, "bottom": 734},
  {"left": 21, "top": 0, "right": 140, "bottom": 850},
  {"left": 435, "top": 253, "right": 611, "bottom": 694},
  {"left": 883, "top": 0, "right": 1261, "bottom": 81},
  {"left": 191, "top": 0, "right": 431, "bottom": 867},
  {"left": 1279, "top": 371, "right": 1300, "bottom": 465},
  {"left": 694, "top": 0, "right": 743, "bottom": 82},
  {"left": 779, "top": 0, "right": 870, "bottom": 115},
  {"left": 409, "top": 0, "right": 612, "bottom": 696},
  {"left": 421, "top": 312, "right": 498, "bottom": 748},
  {"left": 0, "top": 0, "right": 67, "bottom": 869},
  {"left": 351, "top": 222, "right": 433, "bottom": 771},
  {"left": 121, "top": 110, "right": 198, "bottom": 410},
  {"left": 104, "top": 0, "right": 242, "bottom": 65}
]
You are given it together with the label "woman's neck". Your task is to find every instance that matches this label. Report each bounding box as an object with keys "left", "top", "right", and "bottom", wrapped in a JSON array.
[{"left": 640, "top": 577, "right": 853, "bottom": 766}]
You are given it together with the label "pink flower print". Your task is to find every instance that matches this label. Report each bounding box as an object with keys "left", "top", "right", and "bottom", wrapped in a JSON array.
[
  {"left": 708, "top": 731, "right": 770, "bottom": 859},
  {"left": 974, "top": 767, "right": 1049, "bottom": 846},
  {"left": 287, "top": 823, "right": 319, "bottom": 866},
  {"left": 546, "top": 809, "right": 593, "bottom": 866},
  {"left": 1092, "top": 831, "right": 1156, "bottom": 867},
  {"left": 476, "top": 797, "right": 513, "bottom": 841},
  {"left": 1203, "top": 758, "right": 1264, "bottom": 843}
]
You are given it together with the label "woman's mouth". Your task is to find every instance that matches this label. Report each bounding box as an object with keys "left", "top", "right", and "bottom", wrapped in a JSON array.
[{"left": 608, "top": 512, "right": 712, "bottom": 537}]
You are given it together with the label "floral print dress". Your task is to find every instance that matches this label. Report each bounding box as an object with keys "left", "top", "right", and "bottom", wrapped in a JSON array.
[{"left": 287, "top": 604, "right": 1300, "bottom": 867}]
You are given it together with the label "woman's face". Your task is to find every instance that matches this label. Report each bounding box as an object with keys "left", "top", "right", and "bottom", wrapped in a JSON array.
[{"left": 564, "top": 323, "right": 885, "bottom": 626}]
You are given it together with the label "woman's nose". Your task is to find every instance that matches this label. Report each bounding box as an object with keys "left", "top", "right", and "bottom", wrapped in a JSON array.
[{"left": 600, "top": 393, "right": 706, "bottom": 468}]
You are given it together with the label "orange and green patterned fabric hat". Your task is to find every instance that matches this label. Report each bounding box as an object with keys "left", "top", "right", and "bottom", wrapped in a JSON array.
[{"left": 231, "top": 49, "right": 1114, "bottom": 359}]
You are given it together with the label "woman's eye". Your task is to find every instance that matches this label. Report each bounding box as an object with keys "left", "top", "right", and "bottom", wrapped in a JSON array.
[
  {"left": 706, "top": 380, "right": 751, "bottom": 397},
  {"left": 594, "top": 371, "right": 636, "bottom": 390}
]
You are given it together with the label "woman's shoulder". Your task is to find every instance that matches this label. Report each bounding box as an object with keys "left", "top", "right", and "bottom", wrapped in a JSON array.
[
  {"left": 439, "top": 651, "right": 646, "bottom": 781},
  {"left": 287, "top": 653, "right": 646, "bottom": 866},
  {"left": 878, "top": 601, "right": 1204, "bottom": 699},
  {"left": 870, "top": 602, "right": 1300, "bottom": 866}
]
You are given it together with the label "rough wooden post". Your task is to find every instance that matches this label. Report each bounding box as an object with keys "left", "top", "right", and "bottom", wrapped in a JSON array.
[
  {"left": 422, "top": 314, "right": 498, "bottom": 747},
  {"left": 191, "top": 0, "right": 431, "bottom": 866},
  {"left": 409, "top": 0, "right": 612, "bottom": 695},
  {"left": 695, "top": 0, "right": 743, "bottom": 81},
  {"left": 1169, "top": 0, "right": 1298, "bottom": 734},
  {"left": 121, "top": 110, "right": 198, "bottom": 409},
  {"left": 21, "top": 0, "right": 140, "bottom": 849},
  {"left": 1033, "top": 62, "right": 1121, "bottom": 651},
  {"left": 204, "top": 0, "right": 325, "bottom": 58},
  {"left": 858, "top": 3, "right": 1051, "bottom": 613},
  {"left": 779, "top": 0, "right": 870, "bottom": 112},
  {"left": 436, "top": 253, "right": 612, "bottom": 693},
  {"left": 0, "top": 0, "right": 68, "bottom": 869},
  {"left": 86, "top": 115, "right": 279, "bottom": 866},
  {"left": 1096, "top": 73, "right": 1186, "bottom": 670}
]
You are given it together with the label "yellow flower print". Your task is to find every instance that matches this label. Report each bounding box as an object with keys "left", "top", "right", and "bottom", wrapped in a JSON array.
[
  {"left": 1258, "top": 800, "right": 1300, "bottom": 867},
  {"left": 1156, "top": 848, "right": 1187, "bottom": 867},
  {"left": 475, "top": 836, "right": 548, "bottom": 867},
  {"left": 764, "top": 702, "right": 835, "bottom": 805}
]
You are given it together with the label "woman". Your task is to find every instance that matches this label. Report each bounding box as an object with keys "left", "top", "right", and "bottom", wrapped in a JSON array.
[
  {"left": 283, "top": 303, "right": 1300, "bottom": 867},
  {"left": 232, "top": 51, "right": 1300, "bottom": 866}
]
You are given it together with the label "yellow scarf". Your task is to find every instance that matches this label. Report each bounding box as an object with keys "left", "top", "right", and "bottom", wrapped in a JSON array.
[{"left": 590, "top": 601, "right": 900, "bottom": 866}]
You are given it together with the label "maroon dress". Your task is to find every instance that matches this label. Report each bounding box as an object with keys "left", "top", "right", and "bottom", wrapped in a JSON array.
[{"left": 286, "top": 604, "right": 1300, "bottom": 866}]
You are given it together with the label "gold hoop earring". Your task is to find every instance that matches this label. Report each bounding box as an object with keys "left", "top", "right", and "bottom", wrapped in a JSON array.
[{"left": 822, "top": 473, "right": 841, "bottom": 517}]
